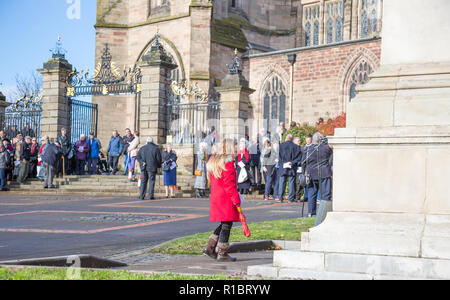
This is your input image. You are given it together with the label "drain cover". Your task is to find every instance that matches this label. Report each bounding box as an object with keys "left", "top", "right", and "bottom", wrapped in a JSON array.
[
  {"left": 67, "top": 214, "right": 175, "bottom": 224},
  {"left": 0, "top": 255, "right": 127, "bottom": 269}
]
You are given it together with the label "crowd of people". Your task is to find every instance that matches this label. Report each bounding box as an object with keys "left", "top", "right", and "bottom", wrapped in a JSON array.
[
  {"left": 0, "top": 126, "right": 183, "bottom": 197},
  {"left": 136, "top": 120, "right": 333, "bottom": 218},
  {"left": 194, "top": 121, "right": 333, "bottom": 218},
  {"left": 199, "top": 126, "right": 333, "bottom": 262},
  {"left": 0, "top": 120, "right": 333, "bottom": 220}
]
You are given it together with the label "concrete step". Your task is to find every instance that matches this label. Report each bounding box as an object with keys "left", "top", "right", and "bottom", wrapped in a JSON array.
[
  {"left": 247, "top": 264, "right": 374, "bottom": 280},
  {"left": 4, "top": 189, "right": 193, "bottom": 197},
  {"left": 252, "top": 250, "right": 450, "bottom": 280},
  {"left": 8, "top": 185, "right": 194, "bottom": 194}
]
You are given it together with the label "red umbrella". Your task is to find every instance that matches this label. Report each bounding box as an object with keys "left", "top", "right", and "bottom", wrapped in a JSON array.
[{"left": 237, "top": 207, "right": 251, "bottom": 237}]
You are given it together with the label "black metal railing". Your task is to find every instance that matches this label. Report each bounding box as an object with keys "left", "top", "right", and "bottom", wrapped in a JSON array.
[
  {"left": 69, "top": 98, "right": 98, "bottom": 144},
  {"left": 0, "top": 103, "right": 42, "bottom": 141},
  {"left": 167, "top": 100, "right": 221, "bottom": 145}
]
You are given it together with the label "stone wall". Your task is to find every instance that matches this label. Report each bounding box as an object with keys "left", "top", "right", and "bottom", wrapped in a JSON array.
[{"left": 247, "top": 38, "right": 381, "bottom": 134}]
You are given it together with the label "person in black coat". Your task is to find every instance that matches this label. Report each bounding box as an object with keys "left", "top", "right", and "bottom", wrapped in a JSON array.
[
  {"left": 56, "top": 128, "right": 71, "bottom": 176},
  {"left": 22, "top": 124, "right": 35, "bottom": 138},
  {"left": 137, "top": 137, "right": 162, "bottom": 200},
  {"left": 278, "top": 134, "right": 302, "bottom": 203},
  {"left": 248, "top": 135, "right": 262, "bottom": 189},
  {"left": 41, "top": 142, "right": 62, "bottom": 189},
  {"left": 302, "top": 132, "right": 333, "bottom": 217}
]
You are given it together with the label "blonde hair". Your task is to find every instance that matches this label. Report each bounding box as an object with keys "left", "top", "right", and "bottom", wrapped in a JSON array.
[{"left": 207, "top": 139, "right": 236, "bottom": 179}]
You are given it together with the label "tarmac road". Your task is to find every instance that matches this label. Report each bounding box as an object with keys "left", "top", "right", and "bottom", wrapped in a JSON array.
[{"left": 0, "top": 194, "right": 306, "bottom": 262}]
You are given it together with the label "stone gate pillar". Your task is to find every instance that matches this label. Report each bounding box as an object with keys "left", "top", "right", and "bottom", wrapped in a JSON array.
[
  {"left": 37, "top": 44, "right": 72, "bottom": 141},
  {"left": 215, "top": 51, "right": 255, "bottom": 142},
  {"left": 0, "top": 91, "right": 11, "bottom": 129},
  {"left": 139, "top": 33, "right": 177, "bottom": 145}
]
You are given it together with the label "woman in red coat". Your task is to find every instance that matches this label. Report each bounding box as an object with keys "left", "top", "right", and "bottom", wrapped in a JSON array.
[{"left": 203, "top": 138, "right": 241, "bottom": 262}]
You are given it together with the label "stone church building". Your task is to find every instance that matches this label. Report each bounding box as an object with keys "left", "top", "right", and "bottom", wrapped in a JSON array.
[{"left": 94, "top": 0, "right": 382, "bottom": 144}]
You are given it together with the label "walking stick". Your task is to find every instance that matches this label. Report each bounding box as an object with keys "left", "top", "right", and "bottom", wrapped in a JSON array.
[
  {"left": 62, "top": 155, "right": 65, "bottom": 178},
  {"left": 301, "top": 192, "right": 305, "bottom": 218}
]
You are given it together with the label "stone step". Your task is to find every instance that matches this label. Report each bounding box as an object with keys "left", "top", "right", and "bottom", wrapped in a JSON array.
[
  {"left": 8, "top": 185, "right": 194, "bottom": 193},
  {"left": 273, "top": 250, "right": 325, "bottom": 270},
  {"left": 3, "top": 190, "right": 194, "bottom": 198},
  {"left": 247, "top": 264, "right": 374, "bottom": 280},
  {"left": 255, "top": 250, "right": 450, "bottom": 280}
]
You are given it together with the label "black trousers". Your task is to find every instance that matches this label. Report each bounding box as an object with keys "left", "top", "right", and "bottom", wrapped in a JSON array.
[
  {"left": 140, "top": 171, "right": 156, "bottom": 200},
  {"left": 213, "top": 221, "right": 233, "bottom": 243},
  {"left": 108, "top": 156, "right": 119, "bottom": 174},
  {"left": 57, "top": 155, "right": 70, "bottom": 176},
  {"left": 250, "top": 164, "right": 262, "bottom": 186},
  {"left": 87, "top": 158, "right": 98, "bottom": 175},
  {"left": 75, "top": 159, "right": 86, "bottom": 175}
]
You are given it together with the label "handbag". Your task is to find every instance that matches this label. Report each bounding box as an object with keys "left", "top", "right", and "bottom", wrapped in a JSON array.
[
  {"left": 305, "top": 173, "right": 312, "bottom": 187},
  {"left": 298, "top": 173, "right": 307, "bottom": 187},
  {"left": 162, "top": 160, "right": 171, "bottom": 172},
  {"left": 194, "top": 169, "right": 202, "bottom": 176},
  {"left": 238, "top": 167, "right": 248, "bottom": 184}
]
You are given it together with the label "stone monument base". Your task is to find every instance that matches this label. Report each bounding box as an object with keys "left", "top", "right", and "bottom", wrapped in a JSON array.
[
  {"left": 249, "top": 211, "right": 450, "bottom": 279},
  {"left": 249, "top": 248, "right": 450, "bottom": 280}
]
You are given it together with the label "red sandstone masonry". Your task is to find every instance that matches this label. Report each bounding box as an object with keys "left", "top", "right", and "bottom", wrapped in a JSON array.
[{"left": 248, "top": 39, "right": 381, "bottom": 132}]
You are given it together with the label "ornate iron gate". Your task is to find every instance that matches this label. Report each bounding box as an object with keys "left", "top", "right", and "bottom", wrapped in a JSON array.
[
  {"left": 167, "top": 80, "right": 221, "bottom": 145},
  {"left": 0, "top": 95, "right": 42, "bottom": 140},
  {"left": 166, "top": 98, "right": 221, "bottom": 145},
  {"left": 68, "top": 98, "right": 98, "bottom": 145},
  {"left": 65, "top": 43, "right": 142, "bottom": 142}
]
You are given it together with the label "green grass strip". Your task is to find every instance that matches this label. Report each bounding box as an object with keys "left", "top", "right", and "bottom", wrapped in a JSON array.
[
  {"left": 0, "top": 267, "right": 239, "bottom": 280},
  {"left": 151, "top": 217, "right": 315, "bottom": 255}
]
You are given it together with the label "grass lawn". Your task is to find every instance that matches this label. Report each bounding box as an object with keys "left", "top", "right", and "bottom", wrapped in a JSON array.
[
  {"left": 0, "top": 267, "right": 240, "bottom": 280},
  {"left": 150, "top": 217, "right": 316, "bottom": 255}
]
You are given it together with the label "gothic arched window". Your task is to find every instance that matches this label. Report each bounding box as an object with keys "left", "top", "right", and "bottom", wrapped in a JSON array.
[
  {"left": 361, "top": 12, "right": 369, "bottom": 38},
  {"left": 349, "top": 60, "right": 374, "bottom": 101},
  {"left": 313, "top": 21, "right": 320, "bottom": 45},
  {"left": 305, "top": 22, "right": 311, "bottom": 47},
  {"left": 304, "top": 4, "right": 321, "bottom": 46},
  {"left": 370, "top": 9, "right": 378, "bottom": 33},
  {"left": 263, "top": 75, "right": 287, "bottom": 132},
  {"left": 327, "top": 19, "right": 334, "bottom": 44},
  {"left": 336, "top": 17, "right": 343, "bottom": 42},
  {"left": 360, "top": 0, "right": 379, "bottom": 38}
]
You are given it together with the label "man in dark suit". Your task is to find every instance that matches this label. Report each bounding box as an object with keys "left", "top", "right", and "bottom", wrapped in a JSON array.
[
  {"left": 278, "top": 134, "right": 302, "bottom": 203},
  {"left": 137, "top": 137, "right": 162, "bottom": 200}
]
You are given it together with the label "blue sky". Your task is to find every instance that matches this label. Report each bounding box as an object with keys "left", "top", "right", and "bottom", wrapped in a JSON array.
[{"left": 0, "top": 0, "right": 97, "bottom": 100}]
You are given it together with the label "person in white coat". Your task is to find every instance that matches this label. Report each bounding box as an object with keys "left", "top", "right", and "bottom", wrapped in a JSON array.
[{"left": 126, "top": 131, "right": 140, "bottom": 180}]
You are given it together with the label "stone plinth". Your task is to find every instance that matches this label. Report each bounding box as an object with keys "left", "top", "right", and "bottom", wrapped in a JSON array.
[
  {"left": 38, "top": 58, "right": 73, "bottom": 141},
  {"left": 171, "top": 144, "right": 195, "bottom": 176},
  {"left": 250, "top": 0, "right": 450, "bottom": 280},
  {"left": 215, "top": 73, "right": 254, "bottom": 141}
]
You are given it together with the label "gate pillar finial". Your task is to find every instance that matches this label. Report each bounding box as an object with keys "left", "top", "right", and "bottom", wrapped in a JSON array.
[
  {"left": 215, "top": 71, "right": 254, "bottom": 142},
  {"left": 37, "top": 37, "right": 73, "bottom": 141}
]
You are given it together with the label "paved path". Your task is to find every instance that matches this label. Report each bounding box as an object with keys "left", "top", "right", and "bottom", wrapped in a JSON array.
[{"left": 0, "top": 194, "right": 307, "bottom": 267}]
